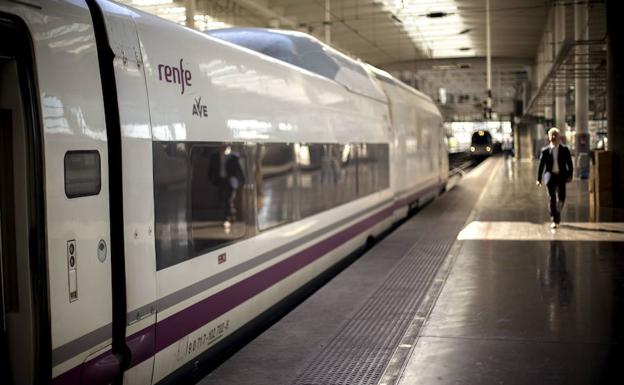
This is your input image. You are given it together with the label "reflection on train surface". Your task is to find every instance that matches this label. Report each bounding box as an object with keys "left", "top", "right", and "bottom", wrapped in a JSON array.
[{"left": 0, "top": 1, "right": 446, "bottom": 384}]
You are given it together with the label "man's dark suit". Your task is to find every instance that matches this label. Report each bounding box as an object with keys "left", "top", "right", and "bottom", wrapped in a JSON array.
[{"left": 537, "top": 144, "right": 573, "bottom": 224}]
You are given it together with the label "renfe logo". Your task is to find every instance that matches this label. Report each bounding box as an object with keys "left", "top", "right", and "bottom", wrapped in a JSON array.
[{"left": 158, "top": 59, "right": 192, "bottom": 94}]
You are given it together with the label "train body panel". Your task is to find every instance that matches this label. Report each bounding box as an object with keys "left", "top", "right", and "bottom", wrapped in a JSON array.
[
  {"left": 151, "top": 193, "right": 394, "bottom": 382},
  {"left": 369, "top": 68, "right": 446, "bottom": 218},
  {"left": 130, "top": 8, "right": 389, "bottom": 145},
  {"left": 0, "top": 1, "right": 447, "bottom": 384},
  {"left": 0, "top": 1, "right": 120, "bottom": 382}
]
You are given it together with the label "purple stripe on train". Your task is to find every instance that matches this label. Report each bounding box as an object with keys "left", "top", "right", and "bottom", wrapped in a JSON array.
[
  {"left": 52, "top": 182, "right": 443, "bottom": 384},
  {"left": 154, "top": 204, "right": 394, "bottom": 351},
  {"left": 52, "top": 348, "right": 119, "bottom": 385}
]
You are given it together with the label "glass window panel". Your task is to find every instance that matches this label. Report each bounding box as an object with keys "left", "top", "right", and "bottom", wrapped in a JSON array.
[
  {"left": 298, "top": 143, "right": 327, "bottom": 218},
  {"left": 376, "top": 143, "right": 390, "bottom": 191},
  {"left": 64, "top": 150, "right": 101, "bottom": 198},
  {"left": 357, "top": 143, "right": 376, "bottom": 197},
  {"left": 356, "top": 143, "right": 390, "bottom": 197},
  {"left": 153, "top": 142, "right": 250, "bottom": 270},
  {"left": 257, "top": 143, "right": 295, "bottom": 231},
  {"left": 153, "top": 142, "right": 191, "bottom": 270},
  {"left": 334, "top": 144, "right": 358, "bottom": 205},
  {"left": 191, "top": 144, "right": 248, "bottom": 254}
]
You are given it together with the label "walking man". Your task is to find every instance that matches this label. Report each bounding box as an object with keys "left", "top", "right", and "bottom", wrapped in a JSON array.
[{"left": 536, "top": 128, "right": 574, "bottom": 228}]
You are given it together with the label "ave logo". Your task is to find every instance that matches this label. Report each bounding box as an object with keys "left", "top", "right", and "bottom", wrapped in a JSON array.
[{"left": 193, "top": 97, "right": 208, "bottom": 118}]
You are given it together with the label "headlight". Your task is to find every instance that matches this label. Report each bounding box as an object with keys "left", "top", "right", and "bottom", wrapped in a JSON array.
[
  {"left": 470, "top": 146, "right": 475, "bottom": 152},
  {"left": 486, "top": 146, "right": 491, "bottom": 152}
]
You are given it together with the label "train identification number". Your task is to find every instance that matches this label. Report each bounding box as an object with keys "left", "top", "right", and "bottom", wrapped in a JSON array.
[{"left": 183, "top": 319, "right": 230, "bottom": 359}]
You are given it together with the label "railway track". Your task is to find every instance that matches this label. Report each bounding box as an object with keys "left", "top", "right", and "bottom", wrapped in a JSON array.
[{"left": 448, "top": 151, "right": 483, "bottom": 177}]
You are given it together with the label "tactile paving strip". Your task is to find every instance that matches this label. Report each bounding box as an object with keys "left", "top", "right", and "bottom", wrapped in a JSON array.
[{"left": 290, "top": 162, "right": 497, "bottom": 385}]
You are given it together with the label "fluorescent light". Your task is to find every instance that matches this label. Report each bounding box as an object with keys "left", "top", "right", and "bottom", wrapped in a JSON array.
[
  {"left": 379, "top": 0, "right": 474, "bottom": 58},
  {"left": 119, "top": 0, "right": 231, "bottom": 30},
  {"left": 426, "top": 12, "right": 451, "bottom": 18}
]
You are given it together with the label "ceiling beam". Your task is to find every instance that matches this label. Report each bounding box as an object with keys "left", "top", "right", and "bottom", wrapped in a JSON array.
[{"left": 231, "top": 0, "right": 298, "bottom": 28}]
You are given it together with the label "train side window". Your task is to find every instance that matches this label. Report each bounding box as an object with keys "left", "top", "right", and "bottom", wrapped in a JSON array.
[
  {"left": 297, "top": 143, "right": 359, "bottom": 217},
  {"left": 333, "top": 144, "right": 358, "bottom": 205},
  {"left": 191, "top": 144, "right": 249, "bottom": 256},
  {"left": 297, "top": 143, "right": 326, "bottom": 218},
  {"left": 64, "top": 150, "right": 101, "bottom": 198},
  {"left": 256, "top": 143, "right": 296, "bottom": 231},
  {"left": 153, "top": 142, "right": 251, "bottom": 270},
  {"left": 356, "top": 143, "right": 389, "bottom": 197},
  {"left": 374, "top": 143, "right": 390, "bottom": 191},
  {"left": 357, "top": 143, "right": 376, "bottom": 197}
]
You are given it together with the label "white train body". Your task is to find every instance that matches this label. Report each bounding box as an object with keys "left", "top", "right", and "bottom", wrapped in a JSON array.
[{"left": 0, "top": 1, "right": 446, "bottom": 384}]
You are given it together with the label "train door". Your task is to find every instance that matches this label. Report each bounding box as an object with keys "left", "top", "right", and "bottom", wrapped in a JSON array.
[
  {"left": 93, "top": 3, "right": 159, "bottom": 383},
  {"left": 0, "top": 15, "right": 49, "bottom": 385}
]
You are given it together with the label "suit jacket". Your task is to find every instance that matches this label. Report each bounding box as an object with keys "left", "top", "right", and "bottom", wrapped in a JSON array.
[{"left": 537, "top": 144, "right": 573, "bottom": 183}]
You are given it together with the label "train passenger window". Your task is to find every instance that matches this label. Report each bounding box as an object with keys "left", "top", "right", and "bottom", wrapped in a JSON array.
[
  {"left": 357, "top": 144, "right": 375, "bottom": 197},
  {"left": 374, "top": 143, "right": 390, "bottom": 191},
  {"left": 297, "top": 143, "right": 359, "bottom": 218},
  {"left": 64, "top": 150, "right": 101, "bottom": 198},
  {"left": 153, "top": 142, "right": 251, "bottom": 270},
  {"left": 333, "top": 144, "right": 358, "bottom": 206},
  {"left": 356, "top": 143, "right": 389, "bottom": 197},
  {"left": 256, "top": 143, "right": 296, "bottom": 231},
  {"left": 297, "top": 143, "right": 327, "bottom": 218}
]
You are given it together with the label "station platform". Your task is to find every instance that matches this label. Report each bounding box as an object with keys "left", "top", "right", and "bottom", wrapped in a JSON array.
[{"left": 198, "top": 156, "right": 624, "bottom": 385}]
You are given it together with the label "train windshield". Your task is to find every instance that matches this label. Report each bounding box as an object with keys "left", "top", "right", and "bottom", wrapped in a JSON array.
[{"left": 472, "top": 131, "right": 492, "bottom": 145}]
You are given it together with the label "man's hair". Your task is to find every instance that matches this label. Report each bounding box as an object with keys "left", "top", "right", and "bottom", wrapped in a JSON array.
[{"left": 548, "top": 127, "right": 560, "bottom": 137}]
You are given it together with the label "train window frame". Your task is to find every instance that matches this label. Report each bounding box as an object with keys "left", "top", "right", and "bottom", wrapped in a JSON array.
[
  {"left": 63, "top": 150, "right": 101, "bottom": 199},
  {"left": 256, "top": 142, "right": 297, "bottom": 232},
  {"left": 153, "top": 141, "right": 253, "bottom": 271}
]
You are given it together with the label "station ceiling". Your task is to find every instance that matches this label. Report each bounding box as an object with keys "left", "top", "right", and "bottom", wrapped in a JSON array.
[{"left": 121, "top": 1, "right": 603, "bottom": 121}]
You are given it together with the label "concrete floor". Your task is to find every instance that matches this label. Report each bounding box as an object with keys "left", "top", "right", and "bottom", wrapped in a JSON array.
[
  {"left": 198, "top": 156, "right": 624, "bottom": 385},
  {"left": 398, "top": 158, "right": 624, "bottom": 385}
]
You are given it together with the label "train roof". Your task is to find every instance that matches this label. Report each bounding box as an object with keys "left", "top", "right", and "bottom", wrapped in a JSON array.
[
  {"left": 365, "top": 64, "right": 435, "bottom": 104},
  {"left": 207, "top": 28, "right": 386, "bottom": 102}
]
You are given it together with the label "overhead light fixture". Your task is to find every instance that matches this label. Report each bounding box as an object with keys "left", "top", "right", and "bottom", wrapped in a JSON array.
[
  {"left": 432, "top": 64, "right": 460, "bottom": 70},
  {"left": 378, "top": 1, "right": 473, "bottom": 58},
  {"left": 391, "top": 14, "right": 403, "bottom": 24},
  {"left": 426, "top": 11, "right": 452, "bottom": 18}
]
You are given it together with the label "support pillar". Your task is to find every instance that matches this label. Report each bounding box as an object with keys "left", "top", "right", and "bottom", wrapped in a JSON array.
[
  {"left": 555, "top": 3, "right": 566, "bottom": 52},
  {"left": 519, "top": 121, "right": 534, "bottom": 161},
  {"left": 185, "top": 0, "right": 196, "bottom": 29},
  {"left": 606, "top": 0, "right": 624, "bottom": 212},
  {"left": 544, "top": 105, "right": 553, "bottom": 132},
  {"left": 575, "top": 0, "right": 590, "bottom": 177},
  {"left": 485, "top": 0, "right": 492, "bottom": 120},
  {"left": 555, "top": 97, "right": 566, "bottom": 139},
  {"left": 535, "top": 118, "right": 546, "bottom": 158},
  {"left": 555, "top": 2, "right": 566, "bottom": 140},
  {"left": 513, "top": 121, "right": 521, "bottom": 159},
  {"left": 324, "top": 0, "right": 331, "bottom": 44}
]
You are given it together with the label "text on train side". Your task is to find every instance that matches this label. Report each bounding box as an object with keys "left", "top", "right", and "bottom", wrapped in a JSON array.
[
  {"left": 193, "top": 97, "right": 208, "bottom": 117},
  {"left": 158, "top": 58, "right": 192, "bottom": 94}
]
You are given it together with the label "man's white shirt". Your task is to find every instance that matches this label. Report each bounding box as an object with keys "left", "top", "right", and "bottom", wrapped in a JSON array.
[{"left": 550, "top": 143, "right": 559, "bottom": 173}]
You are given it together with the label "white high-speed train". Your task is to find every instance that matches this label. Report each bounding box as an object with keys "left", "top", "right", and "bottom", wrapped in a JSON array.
[{"left": 0, "top": 1, "right": 447, "bottom": 384}]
